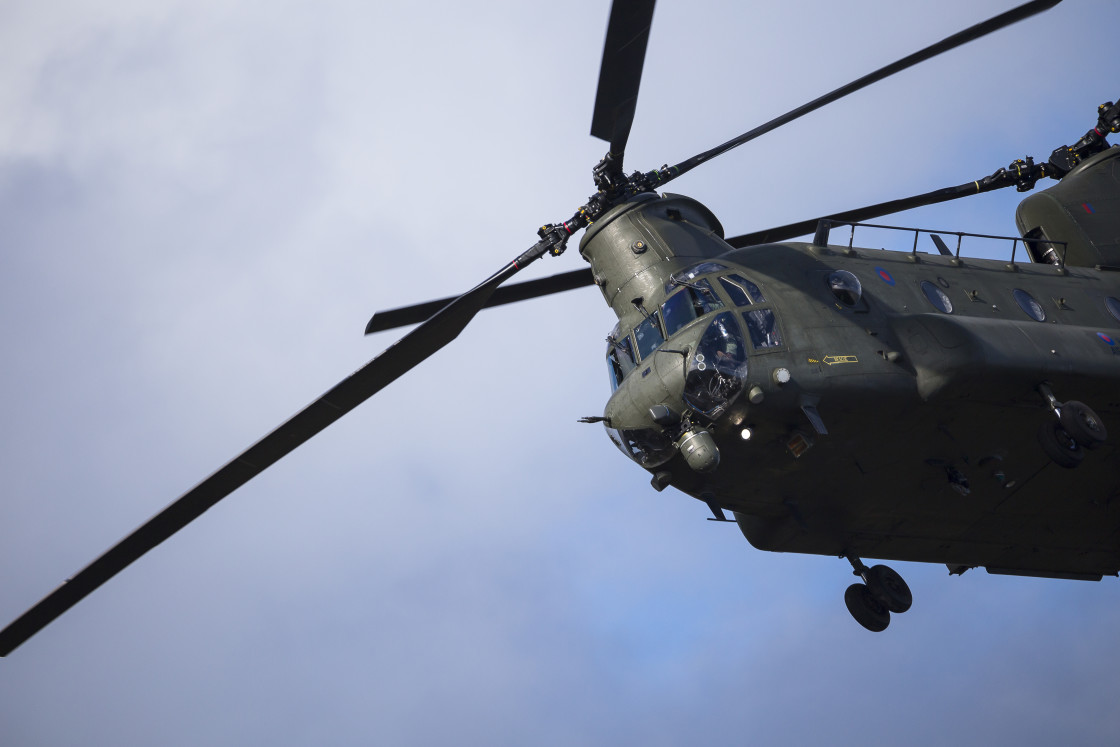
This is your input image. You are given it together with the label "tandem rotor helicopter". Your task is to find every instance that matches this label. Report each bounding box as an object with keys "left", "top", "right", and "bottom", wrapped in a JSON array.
[{"left": 3, "top": 0, "right": 1119, "bottom": 650}]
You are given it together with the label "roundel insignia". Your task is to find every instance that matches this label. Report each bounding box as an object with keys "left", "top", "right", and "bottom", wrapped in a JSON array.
[
  {"left": 875, "top": 267, "right": 895, "bottom": 286},
  {"left": 1097, "top": 332, "right": 1115, "bottom": 346}
]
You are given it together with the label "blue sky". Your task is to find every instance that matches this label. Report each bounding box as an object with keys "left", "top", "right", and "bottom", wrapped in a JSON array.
[{"left": 2, "top": 1, "right": 1119, "bottom": 744}]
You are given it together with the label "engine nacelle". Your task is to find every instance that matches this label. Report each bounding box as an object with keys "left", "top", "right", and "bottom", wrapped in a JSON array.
[{"left": 1016, "top": 146, "right": 1120, "bottom": 267}]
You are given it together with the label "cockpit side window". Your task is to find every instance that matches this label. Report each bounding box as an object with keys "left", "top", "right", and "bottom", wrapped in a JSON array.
[
  {"left": 605, "top": 332, "right": 637, "bottom": 391},
  {"left": 615, "top": 334, "right": 636, "bottom": 372},
  {"left": 607, "top": 351, "right": 624, "bottom": 391},
  {"left": 634, "top": 312, "right": 665, "bottom": 361},
  {"left": 720, "top": 274, "right": 766, "bottom": 305},
  {"left": 661, "top": 279, "right": 724, "bottom": 337}
]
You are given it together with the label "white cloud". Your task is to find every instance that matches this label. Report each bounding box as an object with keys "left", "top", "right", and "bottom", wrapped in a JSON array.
[{"left": 2, "top": 1, "right": 1119, "bottom": 744}]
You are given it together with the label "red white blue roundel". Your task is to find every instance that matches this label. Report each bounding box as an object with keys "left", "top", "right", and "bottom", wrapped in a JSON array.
[
  {"left": 875, "top": 267, "right": 895, "bottom": 286},
  {"left": 1098, "top": 332, "right": 1116, "bottom": 346}
]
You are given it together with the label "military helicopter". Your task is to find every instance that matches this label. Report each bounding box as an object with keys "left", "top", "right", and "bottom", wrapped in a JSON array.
[{"left": 1, "top": 0, "right": 1115, "bottom": 653}]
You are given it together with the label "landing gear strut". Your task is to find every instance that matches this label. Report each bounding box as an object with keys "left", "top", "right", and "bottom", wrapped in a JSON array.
[{"left": 842, "top": 555, "right": 912, "bottom": 632}]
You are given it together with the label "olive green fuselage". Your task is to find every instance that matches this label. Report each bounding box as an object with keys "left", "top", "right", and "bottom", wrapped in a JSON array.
[{"left": 583, "top": 159, "right": 1120, "bottom": 579}]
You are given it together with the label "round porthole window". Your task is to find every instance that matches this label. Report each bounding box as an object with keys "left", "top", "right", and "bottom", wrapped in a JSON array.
[
  {"left": 827, "top": 270, "right": 862, "bottom": 306},
  {"left": 1105, "top": 297, "right": 1120, "bottom": 323},
  {"left": 1013, "top": 289, "right": 1046, "bottom": 322},
  {"left": 921, "top": 280, "right": 952, "bottom": 313}
]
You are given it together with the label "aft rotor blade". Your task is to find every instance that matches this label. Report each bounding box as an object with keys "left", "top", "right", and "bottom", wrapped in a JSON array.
[
  {"left": 590, "top": 0, "right": 656, "bottom": 156},
  {"left": 725, "top": 181, "right": 995, "bottom": 247},
  {"left": 366, "top": 268, "right": 595, "bottom": 334},
  {"left": 0, "top": 248, "right": 547, "bottom": 656},
  {"left": 664, "top": 0, "right": 1060, "bottom": 184}
]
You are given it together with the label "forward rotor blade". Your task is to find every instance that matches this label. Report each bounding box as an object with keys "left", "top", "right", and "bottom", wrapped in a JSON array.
[
  {"left": 0, "top": 252, "right": 542, "bottom": 656},
  {"left": 590, "top": 0, "right": 656, "bottom": 157},
  {"left": 366, "top": 268, "right": 595, "bottom": 334},
  {"left": 664, "top": 0, "right": 1060, "bottom": 184},
  {"left": 725, "top": 181, "right": 995, "bottom": 248}
]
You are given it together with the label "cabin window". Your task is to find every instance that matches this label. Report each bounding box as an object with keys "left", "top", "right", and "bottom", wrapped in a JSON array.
[
  {"left": 634, "top": 312, "right": 665, "bottom": 361},
  {"left": 1013, "top": 289, "right": 1046, "bottom": 322},
  {"left": 661, "top": 279, "right": 724, "bottom": 337},
  {"left": 921, "top": 280, "right": 953, "bottom": 313},
  {"left": 743, "top": 309, "right": 783, "bottom": 349},
  {"left": 720, "top": 274, "right": 765, "bottom": 305},
  {"left": 828, "top": 270, "right": 862, "bottom": 306},
  {"left": 1106, "top": 297, "right": 1120, "bottom": 323}
]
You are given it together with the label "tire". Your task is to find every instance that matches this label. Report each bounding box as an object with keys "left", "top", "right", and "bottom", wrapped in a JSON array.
[
  {"left": 844, "top": 583, "right": 890, "bottom": 632},
  {"left": 1037, "top": 420, "right": 1085, "bottom": 469},
  {"left": 866, "top": 564, "right": 913, "bottom": 614},
  {"left": 1059, "top": 401, "right": 1107, "bottom": 449}
]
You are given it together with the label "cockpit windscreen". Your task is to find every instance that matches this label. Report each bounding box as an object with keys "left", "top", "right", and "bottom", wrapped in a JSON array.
[{"left": 661, "top": 279, "right": 724, "bottom": 338}]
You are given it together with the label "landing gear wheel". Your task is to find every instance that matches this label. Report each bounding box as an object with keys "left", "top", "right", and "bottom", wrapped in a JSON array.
[
  {"left": 1038, "top": 420, "right": 1085, "bottom": 468},
  {"left": 1059, "top": 401, "right": 1107, "bottom": 449},
  {"left": 866, "top": 564, "right": 912, "bottom": 613},
  {"left": 844, "top": 583, "right": 890, "bottom": 632}
]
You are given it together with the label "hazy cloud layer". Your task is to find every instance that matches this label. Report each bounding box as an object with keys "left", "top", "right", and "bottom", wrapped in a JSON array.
[{"left": 2, "top": 1, "right": 1118, "bottom": 744}]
